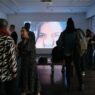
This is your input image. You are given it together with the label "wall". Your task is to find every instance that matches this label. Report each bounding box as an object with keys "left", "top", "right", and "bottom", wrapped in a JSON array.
[
  {"left": 86, "top": 3, "right": 95, "bottom": 18},
  {"left": 7, "top": 13, "right": 88, "bottom": 42},
  {"left": 92, "top": 16, "right": 95, "bottom": 32},
  {"left": 0, "top": 11, "right": 7, "bottom": 19},
  {"left": 86, "top": 16, "right": 95, "bottom": 33}
]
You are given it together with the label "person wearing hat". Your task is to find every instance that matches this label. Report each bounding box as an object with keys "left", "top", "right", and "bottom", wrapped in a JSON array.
[{"left": 0, "top": 18, "right": 19, "bottom": 95}]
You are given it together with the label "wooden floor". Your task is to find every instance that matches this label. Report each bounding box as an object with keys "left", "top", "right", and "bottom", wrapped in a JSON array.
[{"left": 37, "top": 65, "right": 95, "bottom": 95}]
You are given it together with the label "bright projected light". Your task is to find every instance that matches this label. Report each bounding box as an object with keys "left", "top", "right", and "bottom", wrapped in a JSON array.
[{"left": 24, "top": 21, "right": 66, "bottom": 48}]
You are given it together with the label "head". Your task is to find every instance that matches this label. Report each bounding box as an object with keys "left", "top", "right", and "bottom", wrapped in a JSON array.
[
  {"left": 65, "top": 18, "right": 75, "bottom": 32},
  {"left": 36, "top": 22, "right": 62, "bottom": 48},
  {"left": 9, "top": 24, "right": 15, "bottom": 32},
  {"left": 0, "top": 18, "right": 9, "bottom": 35},
  {"left": 86, "top": 29, "right": 93, "bottom": 37},
  {"left": 21, "top": 27, "right": 29, "bottom": 40},
  {"left": 76, "top": 28, "right": 85, "bottom": 37},
  {"left": 24, "top": 23, "right": 30, "bottom": 31}
]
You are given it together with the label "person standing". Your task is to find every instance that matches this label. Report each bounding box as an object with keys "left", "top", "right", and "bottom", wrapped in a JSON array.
[
  {"left": 24, "top": 23, "right": 35, "bottom": 45},
  {"left": 57, "top": 18, "right": 83, "bottom": 91},
  {"left": 10, "top": 24, "right": 18, "bottom": 44},
  {"left": 0, "top": 18, "right": 19, "bottom": 95},
  {"left": 18, "top": 27, "right": 40, "bottom": 95}
]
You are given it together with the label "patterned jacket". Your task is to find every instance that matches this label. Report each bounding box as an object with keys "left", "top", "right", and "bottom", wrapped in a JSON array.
[{"left": 0, "top": 34, "right": 17, "bottom": 82}]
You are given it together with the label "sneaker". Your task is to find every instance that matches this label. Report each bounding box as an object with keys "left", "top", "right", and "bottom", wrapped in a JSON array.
[{"left": 82, "top": 71, "right": 86, "bottom": 76}]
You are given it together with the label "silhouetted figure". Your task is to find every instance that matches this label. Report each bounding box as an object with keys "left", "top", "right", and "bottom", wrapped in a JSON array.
[
  {"left": 24, "top": 23, "right": 35, "bottom": 45},
  {"left": 10, "top": 24, "right": 18, "bottom": 44},
  {"left": 38, "top": 57, "right": 48, "bottom": 65},
  {"left": 57, "top": 18, "right": 83, "bottom": 91},
  {"left": 51, "top": 46, "right": 64, "bottom": 64}
]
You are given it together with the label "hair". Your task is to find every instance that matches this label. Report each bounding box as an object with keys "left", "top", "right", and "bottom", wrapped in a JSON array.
[
  {"left": 0, "top": 18, "right": 8, "bottom": 28},
  {"left": 86, "top": 29, "right": 92, "bottom": 33},
  {"left": 10, "top": 24, "right": 15, "bottom": 29},
  {"left": 21, "top": 27, "right": 29, "bottom": 40},
  {"left": 21, "top": 26, "right": 29, "bottom": 32},
  {"left": 24, "top": 23, "right": 30, "bottom": 31},
  {"left": 86, "top": 29, "right": 92, "bottom": 37},
  {"left": 65, "top": 18, "right": 75, "bottom": 33},
  {"left": 76, "top": 28, "right": 85, "bottom": 37},
  {"left": 0, "top": 18, "right": 9, "bottom": 35}
]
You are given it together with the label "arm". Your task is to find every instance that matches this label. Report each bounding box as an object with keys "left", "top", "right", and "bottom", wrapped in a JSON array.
[
  {"left": 29, "top": 32, "right": 36, "bottom": 45},
  {"left": 56, "top": 32, "right": 64, "bottom": 47},
  {"left": 11, "top": 32, "right": 18, "bottom": 44},
  {"left": 7, "top": 37, "right": 17, "bottom": 78}
]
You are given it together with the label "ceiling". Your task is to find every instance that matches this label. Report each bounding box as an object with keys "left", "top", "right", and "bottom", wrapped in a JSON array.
[{"left": 0, "top": 0, "right": 95, "bottom": 14}]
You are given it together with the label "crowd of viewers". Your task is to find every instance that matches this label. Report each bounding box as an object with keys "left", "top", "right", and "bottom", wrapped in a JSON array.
[{"left": 0, "top": 18, "right": 95, "bottom": 95}]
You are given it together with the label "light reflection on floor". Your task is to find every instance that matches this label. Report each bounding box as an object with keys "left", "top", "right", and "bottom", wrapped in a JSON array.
[{"left": 37, "top": 65, "right": 63, "bottom": 84}]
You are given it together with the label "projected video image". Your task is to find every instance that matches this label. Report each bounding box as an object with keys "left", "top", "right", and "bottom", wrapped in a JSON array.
[{"left": 24, "top": 21, "right": 66, "bottom": 48}]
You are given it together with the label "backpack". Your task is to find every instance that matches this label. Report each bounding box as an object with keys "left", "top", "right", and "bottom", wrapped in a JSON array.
[
  {"left": 57, "top": 31, "right": 80, "bottom": 56},
  {"left": 76, "top": 29, "right": 87, "bottom": 55}
]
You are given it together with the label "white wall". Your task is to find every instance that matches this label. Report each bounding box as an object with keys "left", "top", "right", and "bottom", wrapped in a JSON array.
[
  {"left": 86, "top": 3, "right": 95, "bottom": 18},
  {"left": 0, "top": 11, "right": 7, "bottom": 19},
  {"left": 7, "top": 13, "right": 88, "bottom": 42},
  {"left": 86, "top": 16, "right": 95, "bottom": 33},
  {"left": 92, "top": 16, "right": 95, "bottom": 32}
]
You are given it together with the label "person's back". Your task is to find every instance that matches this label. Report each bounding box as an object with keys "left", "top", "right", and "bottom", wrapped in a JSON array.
[
  {"left": 24, "top": 23, "right": 35, "bottom": 46},
  {"left": 10, "top": 24, "right": 18, "bottom": 44},
  {"left": 57, "top": 18, "right": 82, "bottom": 91},
  {"left": 0, "top": 35, "right": 17, "bottom": 81},
  {"left": 63, "top": 31, "right": 77, "bottom": 56},
  {"left": 29, "top": 31, "right": 35, "bottom": 46},
  {"left": 0, "top": 18, "right": 18, "bottom": 95},
  {"left": 11, "top": 31, "right": 18, "bottom": 44}
]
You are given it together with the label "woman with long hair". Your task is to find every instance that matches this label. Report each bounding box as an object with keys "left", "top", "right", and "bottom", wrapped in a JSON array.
[
  {"left": 57, "top": 18, "right": 83, "bottom": 91},
  {"left": 18, "top": 27, "right": 40, "bottom": 95}
]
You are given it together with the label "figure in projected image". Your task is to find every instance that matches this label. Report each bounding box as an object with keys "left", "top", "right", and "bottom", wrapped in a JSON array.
[{"left": 36, "top": 22, "right": 63, "bottom": 48}]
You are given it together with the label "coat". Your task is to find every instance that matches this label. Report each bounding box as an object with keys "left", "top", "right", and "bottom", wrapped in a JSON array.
[{"left": 18, "top": 36, "right": 40, "bottom": 93}]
